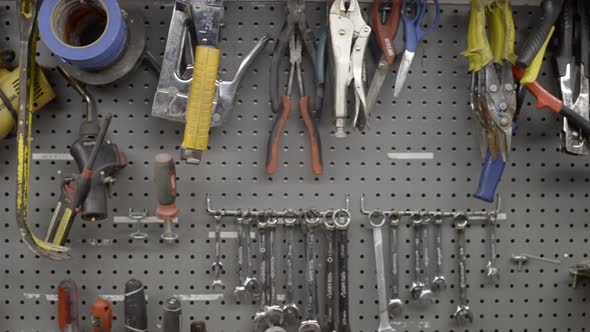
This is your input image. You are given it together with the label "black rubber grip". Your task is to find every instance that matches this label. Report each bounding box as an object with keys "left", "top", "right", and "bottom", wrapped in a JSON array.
[
  {"left": 561, "top": 105, "right": 590, "bottom": 137},
  {"left": 554, "top": 0, "right": 574, "bottom": 77},
  {"left": 124, "top": 279, "right": 148, "bottom": 332},
  {"left": 579, "top": 0, "right": 590, "bottom": 77},
  {"left": 153, "top": 153, "right": 176, "bottom": 206},
  {"left": 269, "top": 25, "right": 290, "bottom": 113},
  {"left": 162, "top": 297, "right": 181, "bottom": 332},
  {"left": 516, "top": 0, "right": 565, "bottom": 68},
  {"left": 190, "top": 321, "right": 207, "bottom": 332}
]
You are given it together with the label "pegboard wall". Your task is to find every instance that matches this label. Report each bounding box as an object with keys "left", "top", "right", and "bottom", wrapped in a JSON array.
[{"left": 1, "top": 0, "right": 589, "bottom": 331}]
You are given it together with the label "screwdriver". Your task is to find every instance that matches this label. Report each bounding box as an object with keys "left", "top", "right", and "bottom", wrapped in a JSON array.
[
  {"left": 58, "top": 279, "right": 79, "bottom": 332},
  {"left": 162, "top": 297, "right": 182, "bottom": 332},
  {"left": 91, "top": 298, "right": 112, "bottom": 332},
  {"left": 153, "top": 153, "right": 179, "bottom": 242},
  {"left": 45, "top": 114, "right": 113, "bottom": 246},
  {"left": 125, "top": 278, "right": 148, "bottom": 332}
]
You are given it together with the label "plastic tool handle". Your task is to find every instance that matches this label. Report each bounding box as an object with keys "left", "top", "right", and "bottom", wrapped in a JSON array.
[
  {"left": 520, "top": 27, "right": 554, "bottom": 84},
  {"left": 154, "top": 153, "right": 178, "bottom": 221},
  {"left": 266, "top": 96, "right": 292, "bottom": 175},
  {"left": 463, "top": 0, "right": 493, "bottom": 72},
  {"left": 190, "top": 321, "right": 208, "bottom": 332},
  {"left": 554, "top": 0, "right": 574, "bottom": 77},
  {"left": 487, "top": 0, "right": 517, "bottom": 64},
  {"left": 299, "top": 96, "right": 323, "bottom": 175},
  {"left": 474, "top": 150, "right": 506, "bottom": 203},
  {"left": 125, "top": 279, "right": 148, "bottom": 332},
  {"left": 516, "top": 0, "right": 564, "bottom": 68},
  {"left": 371, "top": 0, "right": 402, "bottom": 65},
  {"left": 58, "top": 279, "right": 79, "bottom": 332},
  {"left": 181, "top": 45, "right": 220, "bottom": 163},
  {"left": 578, "top": 0, "right": 590, "bottom": 77},
  {"left": 270, "top": 28, "right": 290, "bottom": 113},
  {"left": 91, "top": 298, "right": 112, "bottom": 332},
  {"left": 162, "top": 297, "right": 182, "bottom": 332}
]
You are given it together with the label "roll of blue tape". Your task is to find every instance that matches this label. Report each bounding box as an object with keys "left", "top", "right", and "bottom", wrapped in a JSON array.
[{"left": 39, "top": 0, "right": 127, "bottom": 70}]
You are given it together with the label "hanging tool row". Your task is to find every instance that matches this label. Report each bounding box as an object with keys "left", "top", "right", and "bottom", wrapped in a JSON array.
[{"left": 57, "top": 278, "right": 207, "bottom": 332}]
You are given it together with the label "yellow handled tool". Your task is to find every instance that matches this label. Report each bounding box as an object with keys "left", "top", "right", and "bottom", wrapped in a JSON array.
[
  {"left": 180, "top": 0, "right": 224, "bottom": 164},
  {"left": 462, "top": 0, "right": 493, "bottom": 72},
  {"left": 487, "top": 0, "right": 516, "bottom": 65}
]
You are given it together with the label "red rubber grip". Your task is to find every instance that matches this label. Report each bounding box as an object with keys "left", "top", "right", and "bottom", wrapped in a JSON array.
[
  {"left": 266, "top": 96, "right": 292, "bottom": 175},
  {"left": 299, "top": 96, "right": 323, "bottom": 175}
]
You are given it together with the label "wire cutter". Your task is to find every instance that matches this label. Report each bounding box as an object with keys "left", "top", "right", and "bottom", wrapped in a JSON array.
[
  {"left": 554, "top": 0, "right": 589, "bottom": 155},
  {"left": 329, "top": 0, "right": 372, "bottom": 136},
  {"left": 366, "top": 0, "right": 402, "bottom": 115},
  {"left": 393, "top": 0, "right": 441, "bottom": 97},
  {"left": 266, "top": 34, "right": 323, "bottom": 176}
]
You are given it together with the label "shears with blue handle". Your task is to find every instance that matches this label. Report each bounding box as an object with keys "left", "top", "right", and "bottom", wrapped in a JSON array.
[{"left": 393, "top": 0, "right": 441, "bottom": 97}]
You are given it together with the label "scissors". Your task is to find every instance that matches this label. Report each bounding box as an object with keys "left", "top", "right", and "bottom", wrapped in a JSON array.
[{"left": 393, "top": 0, "right": 441, "bottom": 97}]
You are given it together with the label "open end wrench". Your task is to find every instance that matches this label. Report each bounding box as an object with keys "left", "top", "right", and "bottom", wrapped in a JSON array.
[
  {"left": 368, "top": 210, "right": 395, "bottom": 332},
  {"left": 211, "top": 212, "right": 225, "bottom": 289},
  {"left": 409, "top": 214, "right": 424, "bottom": 301},
  {"left": 282, "top": 210, "right": 300, "bottom": 325},
  {"left": 453, "top": 215, "right": 474, "bottom": 326},
  {"left": 432, "top": 213, "right": 447, "bottom": 291},
  {"left": 419, "top": 215, "right": 435, "bottom": 304},
  {"left": 265, "top": 217, "right": 284, "bottom": 327},
  {"left": 387, "top": 213, "right": 404, "bottom": 318},
  {"left": 486, "top": 213, "right": 500, "bottom": 284},
  {"left": 298, "top": 209, "right": 322, "bottom": 332},
  {"left": 334, "top": 209, "right": 352, "bottom": 332}
]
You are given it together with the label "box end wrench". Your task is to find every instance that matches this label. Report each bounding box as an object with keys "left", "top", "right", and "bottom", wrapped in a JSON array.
[
  {"left": 431, "top": 213, "right": 447, "bottom": 291},
  {"left": 368, "top": 210, "right": 395, "bottom": 332},
  {"left": 234, "top": 209, "right": 249, "bottom": 302},
  {"left": 418, "top": 214, "right": 435, "bottom": 305},
  {"left": 486, "top": 213, "right": 500, "bottom": 284},
  {"left": 264, "top": 217, "right": 284, "bottom": 328},
  {"left": 387, "top": 213, "right": 404, "bottom": 318},
  {"left": 453, "top": 215, "right": 474, "bottom": 326},
  {"left": 211, "top": 211, "right": 225, "bottom": 290},
  {"left": 282, "top": 210, "right": 300, "bottom": 326},
  {"left": 298, "top": 209, "right": 322, "bottom": 332},
  {"left": 322, "top": 210, "right": 337, "bottom": 332},
  {"left": 409, "top": 213, "right": 424, "bottom": 301}
]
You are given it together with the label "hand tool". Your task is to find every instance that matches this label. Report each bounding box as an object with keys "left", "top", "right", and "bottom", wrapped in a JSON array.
[
  {"left": 486, "top": 213, "right": 499, "bottom": 284},
  {"left": 387, "top": 213, "right": 403, "bottom": 318},
  {"left": 554, "top": 0, "right": 589, "bottom": 155},
  {"left": 463, "top": 0, "right": 517, "bottom": 203},
  {"left": 569, "top": 260, "right": 590, "bottom": 288},
  {"left": 57, "top": 66, "right": 126, "bottom": 222},
  {"left": 282, "top": 211, "right": 300, "bottom": 325},
  {"left": 315, "top": 25, "right": 328, "bottom": 121},
  {"left": 125, "top": 278, "right": 148, "bottom": 332},
  {"left": 265, "top": 217, "right": 284, "bottom": 328},
  {"left": 254, "top": 217, "right": 271, "bottom": 332},
  {"left": 211, "top": 212, "right": 225, "bottom": 289},
  {"left": 298, "top": 209, "right": 321, "bottom": 332},
  {"left": 91, "top": 298, "right": 112, "bottom": 332},
  {"left": 234, "top": 210, "right": 248, "bottom": 302},
  {"left": 270, "top": 0, "right": 317, "bottom": 116},
  {"left": 180, "top": 0, "right": 224, "bottom": 164},
  {"left": 162, "top": 297, "right": 182, "bottom": 332},
  {"left": 16, "top": 0, "right": 72, "bottom": 259},
  {"left": 419, "top": 215, "right": 435, "bottom": 304},
  {"left": 511, "top": 253, "right": 561, "bottom": 271},
  {"left": 329, "top": 0, "right": 372, "bottom": 135},
  {"left": 393, "top": 0, "right": 441, "bottom": 97},
  {"left": 191, "top": 321, "right": 208, "bottom": 332},
  {"left": 367, "top": 0, "right": 402, "bottom": 117},
  {"left": 368, "top": 210, "right": 395, "bottom": 332},
  {"left": 266, "top": 32, "right": 323, "bottom": 176},
  {"left": 244, "top": 215, "right": 261, "bottom": 297},
  {"left": 58, "top": 279, "right": 79, "bottom": 332},
  {"left": 431, "top": 213, "right": 447, "bottom": 291},
  {"left": 453, "top": 215, "right": 474, "bottom": 326},
  {"left": 515, "top": 0, "right": 564, "bottom": 69},
  {"left": 334, "top": 208, "right": 352, "bottom": 332},
  {"left": 323, "top": 211, "right": 337, "bottom": 332},
  {"left": 129, "top": 209, "right": 149, "bottom": 239},
  {"left": 409, "top": 214, "right": 424, "bottom": 301},
  {"left": 45, "top": 114, "right": 113, "bottom": 248},
  {"left": 512, "top": 66, "right": 590, "bottom": 138},
  {"left": 153, "top": 153, "right": 179, "bottom": 242}
]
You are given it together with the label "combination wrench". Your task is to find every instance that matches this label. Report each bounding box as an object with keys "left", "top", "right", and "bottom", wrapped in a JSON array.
[
  {"left": 368, "top": 210, "right": 395, "bottom": 332},
  {"left": 265, "top": 217, "right": 284, "bottom": 328},
  {"left": 244, "top": 215, "right": 261, "bottom": 298},
  {"left": 234, "top": 210, "right": 248, "bottom": 301},
  {"left": 282, "top": 211, "right": 300, "bottom": 325},
  {"left": 211, "top": 212, "right": 225, "bottom": 289},
  {"left": 254, "top": 217, "right": 271, "bottom": 332},
  {"left": 323, "top": 210, "right": 337, "bottom": 332},
  {"left": 432, "top": 213, "right": 447, "bottom": 291},
  {"left": 453, "top": 214, "right": 474, "bottom": 326},
  {"left": 419, "top": 215, "right": 435, "bottom": 304},
  {"left": 298, "top": 209, "right": 321, "bottom": 332},
  {"left": 334, "top": 209, "right": 352, "bottom": 332},
  {"left": 409, "top": 213, "right": 424, "bottom": 301},
  {"left": 387, "top": 213, "right": 403, "bottom": 318},
  {"left": 486, "top": 213, "right": 500, "bottom": 284}
]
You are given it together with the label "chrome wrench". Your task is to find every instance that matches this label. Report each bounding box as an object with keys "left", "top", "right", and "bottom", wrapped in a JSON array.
[
  {"left": 298, "top": 209, "right": 321, "bottom": 332},
  {"left": 282, "top": 210, "right": 300, "bottom": 325},
  {"left": 211, "top": 212, "right": 225, "bottom": 289},
  {"left": 409, "top": 214, "right": 424, "bottom": 301},
  {"left": 486, "top": 213, "right": 500, "bottom": 284},
  {"left": 419, "top": 215, "right": 435, "bottom": 304},
  {"left": 234, "top": 210, "right": 248, "bottom": 301},
  {"left": 453, "top": 215, "right": 474, "bottom": 326},
  {"left": 254, "top": 217, "right": 271, "bottom": 332},
  {"left": 334, "top": 209, "right": 352, "bottom": 332},
  {"left": 244, "top": 215, "right": 261, "bottom": 297},
  {"left": 432, "top": 213, "right": 447, "bottom": 291},
  {"left": 265, "top": 217, "right": 284, "bottom": 327},
  {"left": 387, "top": 213, "right": 403, "bottom": 318},
  {"left": 323, "top": 210, "right": 336, "bottom": 332}
]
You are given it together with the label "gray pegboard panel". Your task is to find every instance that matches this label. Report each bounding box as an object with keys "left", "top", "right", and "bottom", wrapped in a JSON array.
[{"left": 0, "top": 0, "right": 589, "bottom": 331}]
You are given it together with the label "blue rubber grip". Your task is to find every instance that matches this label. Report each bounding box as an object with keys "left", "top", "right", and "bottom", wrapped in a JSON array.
[
  {"left": 315, "top": 25, "right": 328, "bottom": 84},
  {"left": 474, "top": 151, "right": 506, "bottom": 203}
]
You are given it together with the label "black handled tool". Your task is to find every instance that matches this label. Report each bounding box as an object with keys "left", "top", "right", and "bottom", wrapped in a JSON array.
[
  {"left": 45, "top": 114, "right": 113, "bottom": 246},
  {"left": 162, "top": 297, "right": 182, "bottom": 332},
  {"left": 125, "top": 278, "right": 148, "bottom": 332},
  {"left": 190, "top": 321, "right": 207, "bottom": 332}
]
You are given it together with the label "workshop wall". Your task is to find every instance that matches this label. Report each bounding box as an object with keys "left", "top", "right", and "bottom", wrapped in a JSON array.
[{"left": 0, "top": 0, "right": 589, "bottom": 331}]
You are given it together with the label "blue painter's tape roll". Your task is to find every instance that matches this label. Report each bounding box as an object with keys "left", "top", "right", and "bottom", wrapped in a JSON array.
[{"left": 39, "top": 0, "right": 127, "bottom": 70}]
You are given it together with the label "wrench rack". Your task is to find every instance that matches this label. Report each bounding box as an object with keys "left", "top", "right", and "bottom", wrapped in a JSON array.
[{"left": 1, "top": 0, "right": 590, "bottom": 331}]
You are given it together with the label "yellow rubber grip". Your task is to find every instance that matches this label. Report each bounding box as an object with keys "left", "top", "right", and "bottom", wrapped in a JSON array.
[
  {"left": 520, "top": 26, "right": 554, "bottom": 84},
  {"left": 487, "top": 0, "right": 517, "bottom": 64},
  {"left": 462, "top": 0, "right": 493, "bottom": 72},
  {"left": 182, "top": 45, "right": 220, "bottom": 152}
]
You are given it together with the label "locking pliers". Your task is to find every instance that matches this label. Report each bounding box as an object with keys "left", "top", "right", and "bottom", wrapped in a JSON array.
[{"left": 329, "top": 0, "right": 372, "bottom": 137}]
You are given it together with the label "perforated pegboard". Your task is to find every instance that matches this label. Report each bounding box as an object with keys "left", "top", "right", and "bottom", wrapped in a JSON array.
[{"left": 1, "top": 1, "right": 590, "bottom": 331}]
